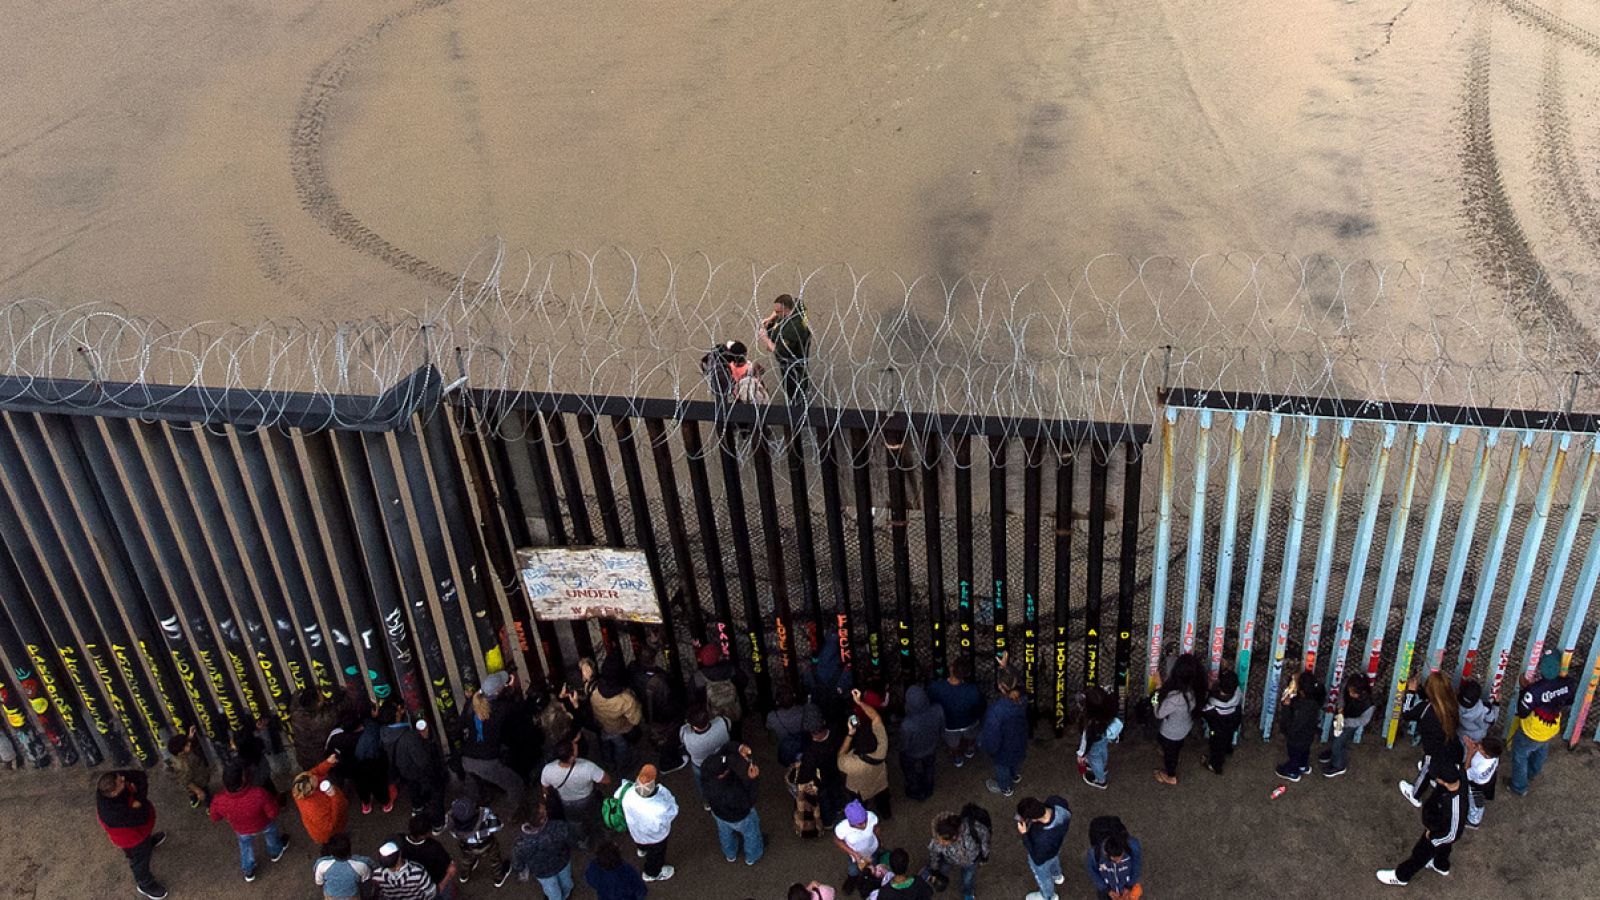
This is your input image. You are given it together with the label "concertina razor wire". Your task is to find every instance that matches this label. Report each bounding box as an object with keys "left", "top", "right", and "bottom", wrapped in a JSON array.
[{"left": 1, "top": 245, "right": 1596, "bottom": 464}]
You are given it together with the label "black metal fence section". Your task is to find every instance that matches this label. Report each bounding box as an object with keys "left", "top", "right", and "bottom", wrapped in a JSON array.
[{"left": 0, "top": 368, "right": 1147, "bottom": 768}]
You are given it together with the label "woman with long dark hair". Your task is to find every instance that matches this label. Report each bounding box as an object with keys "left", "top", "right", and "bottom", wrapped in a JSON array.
[{"left": 1153, "top": 653, "right": 1207, "bottom": 785}]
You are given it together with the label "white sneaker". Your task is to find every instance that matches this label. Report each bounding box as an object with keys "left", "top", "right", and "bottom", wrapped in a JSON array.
[
  {"left": 1025, "top": 893, "right": 1048, "bottom": 900},
  {"left": 1053, "top": 873, "right": 1065, "bottom": 885},
  {"left": 1426, "top": 860, "right": 1450, "bottom": 876},
  {"left": 1376, "top": 869, "right": 1406, "bottom": 886},
  {"left": 643, "top": 865, "right": 675, "bottom": 882},
  {"left": 1398, "top": 781, "right": 1421, "bottom": 808}
]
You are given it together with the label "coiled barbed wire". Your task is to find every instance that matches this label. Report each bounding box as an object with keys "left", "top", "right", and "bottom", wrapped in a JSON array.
[{"left": 0, "top": 246, "right": 1593, "bottom": 463}]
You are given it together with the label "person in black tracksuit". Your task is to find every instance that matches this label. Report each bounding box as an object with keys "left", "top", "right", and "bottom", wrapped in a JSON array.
[
  {"left": 1399, "top": 672, "right": 1460, "bottom": 807},
  {"left": 1377, "top": 765, "right": 1465, "bottom": 885},
  {"left": 1275, "top": 671, "right": 1324, "bottom": 782}
]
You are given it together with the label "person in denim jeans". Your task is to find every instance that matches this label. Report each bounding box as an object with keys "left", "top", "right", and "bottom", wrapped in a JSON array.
[
  {"left": 208, "top": 762, "right": 289, "bottom": 881},
  {"left": 702, "top": 741, "right": 765, "bottom": 865},
  {"left": 1077, "top": 687, "right": 1119, "bottom": 789},
  {"left": 1015, "top": 795, "right": 1070, "bottom": 900},
  {"left": 510, "top": 804, "right": 579, "bottom": 900},
  {"left": 980, "top": 669, "right": 1029, "bottom": 797},
  {"left": 1510, "top": 651, "right": 1577, "bottom": 795},
  {"left": 1319, "top": 672, "right": 1374, "bottom": 778},
  {"left": 925, "top": 809, "right": 989, "bottom": 900}
]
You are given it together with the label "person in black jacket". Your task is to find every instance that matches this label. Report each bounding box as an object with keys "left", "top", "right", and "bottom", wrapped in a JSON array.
[
  {"left": 1377, "top": 763, "right": 1465, "bottom": 885},
  {"left": 96, "top": 769, "right": 169, "bottom": 899},
  {"left": 1015, "top": 795, "right": 1071, "bottom": 900},
  {"left": 1399, "top": 672, "right": 1459, "bottom": 807},
  {"left": 1275, "top": 670, "right": 1324, "bottom": 782},
  {"left": 461, "top": 687, "right": 524, "bottom": 814},
  {"left": 631, "top": 647, "right": 687, "bottom": 773},
  {"left": 702, "top": 741, "right": 766, "bottom": 865},
  {"left": 379, "top": 701, "right": 448, "bottom": 829}
]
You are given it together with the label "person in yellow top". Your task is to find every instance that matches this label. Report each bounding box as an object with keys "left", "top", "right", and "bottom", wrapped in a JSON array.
[{"left": 1509, "top": 650, "right": 1576, "bottom": 795}]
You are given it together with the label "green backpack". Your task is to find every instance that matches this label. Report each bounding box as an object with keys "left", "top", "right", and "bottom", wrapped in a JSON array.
[{"left": 601, "top": 781, "right": 633, "bottom": 833}]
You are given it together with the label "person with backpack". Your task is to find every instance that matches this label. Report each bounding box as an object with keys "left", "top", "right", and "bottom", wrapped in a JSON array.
[
  {"left": 1510, "top": 649, "right": 1577, "bottom": 795},
  {"left": 838, "top": 690, "right": 891, "bottom": 818},
  {"left": 898, "top": 684, "right": 944, "bottom": 802},
  {"left": 702, "top": 740, "right": 765, "bottom": 866},
  {"left": 209, "top": 760, "right": 290, "bottom": 882},
  {"left": 1320, "top": 671, "right": 1375, "bottom": 778},
  {"left": 758, "top": 293, "right": 813, "bottom": 404},
  {"left": 313, "top": 833, "right": 374, "bottom": 900},
  {"left": 1152, "top": 653, "right": 1207, "bottom": 785},
  {"left": 1377, "top": 761, "right": 1466, "bottom": 885},
  {"left": 693, "top": 644, "right": 746, "bottom": 740},
  {"left": 328, "top": 709, "right": 394, "bottom": 816},
  {"left": 1399, "top": 672, "right": 1460, "bottom": 807},
  {"left": 1275, "top": 670, "right": 1325, "bottom": 782},
  {"left": 631, "top": 647, "right": 688, "bottom": 772},
  {"left": 1015, "top": 795, "right": 1072, "bottom": 900},
  {"left": 510, "top": 802, "right": 580, "bottom": 899},
  {"left": 1085, "top": 816, "right": 1142, "bottom": 900},
  {"left": 723, "top": 341, "right": 769, "bottom": 405},
  {"left": 981, "top": 668, "right": 1029, "bottom": 797},
  {"left": 446, "top": 796, "right": 512, "bottom": 888},
  {"left": 615, "top": 763, "right": 679, "bottom": 881},
  {"left": 924, "top": 807, "right": 991, "bottom": 900},
  {"left": 587, "top": 654, "right": 645, "bottom": 775},
  {"left": 1201, "top": 669, "right": 1242, "bottom": 775},
  {"left": 541, "top": 737, "right": 612, "bottom": 849},
  {"left": 1076, "top": 686, "right": 1120, "bottom": 789},
  {"left": 96, "top": 768, "right": 169, "bottom": 900},
  {"left": 926, "top": 661, "right": 986, "bottom": 769}
]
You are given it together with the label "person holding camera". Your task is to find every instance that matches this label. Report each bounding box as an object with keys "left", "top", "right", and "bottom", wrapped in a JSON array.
[{"left": 837, "top": 690, "right": 891, "bottom": 820}]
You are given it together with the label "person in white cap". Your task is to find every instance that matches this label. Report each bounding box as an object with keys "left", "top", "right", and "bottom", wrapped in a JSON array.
[
  {"left": 373, "top": 839, "right": 438, "bottom": 900},
  {"left": 619, "top": 763, "right": 679, "bottom": 881}
]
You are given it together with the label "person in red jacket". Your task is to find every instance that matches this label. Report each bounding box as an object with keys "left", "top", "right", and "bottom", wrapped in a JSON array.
[
  {"left": 210, "top": 760, "right": 290, "bottom": 882},
  {"left": 97, "top": 769, "right": 169, "bottom": 899},
  {"left": 292, "top": 753, "right": 350, "bottom": 846}
]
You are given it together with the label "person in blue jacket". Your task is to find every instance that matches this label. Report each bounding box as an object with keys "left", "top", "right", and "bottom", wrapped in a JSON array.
[
  {"left": 926, "top": 661, "right": 987, "bottom": 768},
  {"left": 1086, "top": 822, "right": 1142, "bottom": 900},
  {"left": 584, "top": 840, "right": 646, "bottom": 900},
  {"left": 980, "top": 666, "right": 1029, "bottom": 797}
]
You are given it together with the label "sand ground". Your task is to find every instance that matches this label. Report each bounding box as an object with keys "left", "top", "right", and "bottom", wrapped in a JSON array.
[
  {"left": 7, "top": 0, "right": 1600, "bottom": 376},
  {"left": 4, "top": 727, "right": 1597, "bottom": 899}
]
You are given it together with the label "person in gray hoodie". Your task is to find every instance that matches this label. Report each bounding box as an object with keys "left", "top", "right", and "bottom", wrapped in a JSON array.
[
  {"left": 898, "top": 685, "right": 944, "bottom": 802},
  {"left": 1455, "top": 679, "right": 1497, "bottom": 743}
]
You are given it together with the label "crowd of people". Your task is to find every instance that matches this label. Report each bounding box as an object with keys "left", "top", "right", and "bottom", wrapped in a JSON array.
[{"left": 91, "top": 631, "right": 1579, "bottom": 899}]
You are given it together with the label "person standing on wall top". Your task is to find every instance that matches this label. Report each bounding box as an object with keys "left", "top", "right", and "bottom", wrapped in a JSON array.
[
  {"left": 758, "top": 293, "right": 813, "bottom": 404},
  {"left": 1509, "top": 650, "right": 1576, "bottom": 796},
  {"left": 97, "top": 768, "right": 169, "bottom": 899}
]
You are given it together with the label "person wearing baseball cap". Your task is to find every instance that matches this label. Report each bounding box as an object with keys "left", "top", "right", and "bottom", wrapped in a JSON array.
[
  {"left": 373, "top": 839, "right": 438, "bottom": 899},
  {"left": 1509, "top": 649, "right": 1577, "bottom": 796},
  {"left": 619, "top": 763, "right": 680, "bottom": 881}
]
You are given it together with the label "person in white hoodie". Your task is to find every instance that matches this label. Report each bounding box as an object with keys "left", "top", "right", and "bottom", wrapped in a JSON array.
[{"left": 618, "top": 764, "right": 679, "bottom": 882}]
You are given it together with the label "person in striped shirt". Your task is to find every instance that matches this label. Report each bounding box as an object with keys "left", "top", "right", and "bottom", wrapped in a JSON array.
[{"left": 373, "top": 840, "right": 438, "bottom": 900}]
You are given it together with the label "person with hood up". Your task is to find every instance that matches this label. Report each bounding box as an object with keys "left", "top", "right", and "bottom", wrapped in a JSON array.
[
  {"left": 1275, "top": 670, "right": 1325, "bottom": 782},
  {"left": 460, "top": 680, "right": 523, "bottom": 815},
  {"left": 766, "top": 685, "right": 819, "bottom": 767},
  {"left": 1201, "top": 669, "right": 1242, "bottom": 775},
  {"left": 379, "top": 701, "right": 447, "bottom": 830},
  {"left": 926, "top": 661, "right": 986, "bottom": 769},
  {"left": 898, "top": 684, "right": 944, "bottom": 801},
  {"left": 587, "top": 654, "right": 644, "bottom": 775},
  {"left": 981, "top": 668, "right": 1029, "bottom": 797},
  {"left": 1321, "top": 672, "right": 1375, "bottom": 778},
  {"left": 292, "top": 755, "right": 350, "bottom": 846},
  {"left": 805, "top": 630, "right": 855, "bottom": 724},
  {"left": 837, "top": 689, "right": 891, "bottom": 819},
  {"left": 97, "top": 768, "right": 169, "bottom": 899},
  {"left": 510, "top": 803, "right": 580, "bottom": 900},
  {"left": 1510, "top": 649, "right": 1577, "bottom": 795},
  {"left": 925, "top": 808, "right": 991, "bottom": 900},
  {"left": 326, "top": 709, "right": 393, "bottom": 816},
  {"left": 702, "top": 741, "right": 765, "bottom": 866},
  {"left": 619, "top": 764, "right": 680, "bottom": 881},
  {"left": 1015, "top": 794, "right": 1071, "bottom": 900}
]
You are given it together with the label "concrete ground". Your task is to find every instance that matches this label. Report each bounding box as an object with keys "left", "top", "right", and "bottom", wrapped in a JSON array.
[{"left": 4, "top": 726, "right": 1597, "bottom": 899}]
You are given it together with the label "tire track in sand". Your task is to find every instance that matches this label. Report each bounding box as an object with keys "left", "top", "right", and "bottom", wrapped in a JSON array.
[
  {"left": 289, "top": 0, "right": 465, "bottom": 292},
  {"left": 1532, "top": 3, "right": 1600, "bottom": 271},
  {"left": 1460, "top": 12, "right": 1600, "bottom": 362},
  {"left": 1494, "top": 0, "right": 1600, "bottom": 58}
]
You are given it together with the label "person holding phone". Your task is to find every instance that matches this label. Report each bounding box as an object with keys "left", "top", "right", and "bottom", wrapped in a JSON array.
[{"left": 837, "top": 690, "right": 891, "bottom": 819}]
